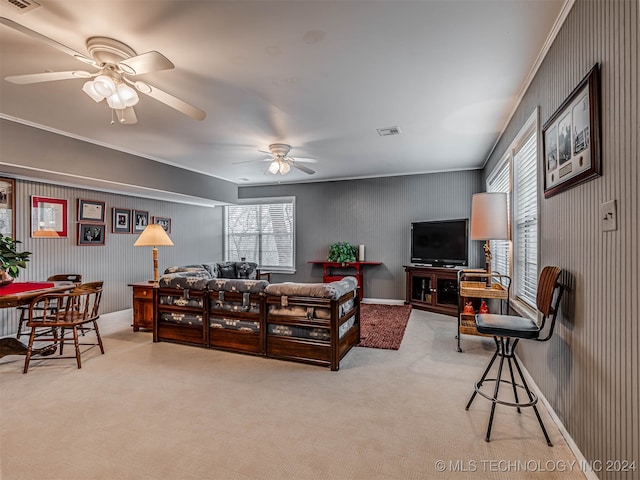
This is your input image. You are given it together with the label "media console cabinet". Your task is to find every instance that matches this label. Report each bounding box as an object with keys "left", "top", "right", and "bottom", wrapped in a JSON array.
[{"left": 403, "top": 265, "right": 459, "bottom": 316}]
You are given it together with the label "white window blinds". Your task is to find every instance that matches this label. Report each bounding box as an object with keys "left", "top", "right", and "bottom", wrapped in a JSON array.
[
  {"left": 513, "top": 129, "right": 538, "bottom": 307},
  {"left": 224, "top": 199, "right": 295, "bottom": 271},
  {"left": 488, "top": 158, "right": 511, "bottom": 279}
]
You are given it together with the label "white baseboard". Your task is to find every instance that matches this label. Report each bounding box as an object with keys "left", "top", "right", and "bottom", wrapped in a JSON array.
[
  {"left": 361, "top": 298, "right": 405, "bottom": 305},
  {"left": 517, "top": 354, "right": 599, "bottom": 480}
]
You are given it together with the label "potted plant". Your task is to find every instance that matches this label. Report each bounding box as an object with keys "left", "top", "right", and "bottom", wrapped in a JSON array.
[
  {"left": 0, "top": 235, "right": 31, "bottom": 286},
  {"left": 327, "top": 242, "right": 357, "bottom": 265}
]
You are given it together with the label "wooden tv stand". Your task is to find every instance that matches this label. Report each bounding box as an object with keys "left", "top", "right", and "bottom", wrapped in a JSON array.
[{"left": 404, "top": 265, "right": 459, "bottom": 316}]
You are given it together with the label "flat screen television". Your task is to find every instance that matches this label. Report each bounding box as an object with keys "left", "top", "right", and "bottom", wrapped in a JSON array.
[{"left": 411, "top": 219, "right": 469, "bottom": 267}]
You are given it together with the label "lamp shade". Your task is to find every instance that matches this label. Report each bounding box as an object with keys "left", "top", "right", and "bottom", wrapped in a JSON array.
[
  {"left": 134, "top": 224, "right": 174, "bottom": 247},
  {"left": 470, "top": 192, "right": 509, "bottom": 240}
]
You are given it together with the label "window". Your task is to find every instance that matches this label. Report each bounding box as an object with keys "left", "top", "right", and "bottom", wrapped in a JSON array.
[
  {"left": 224, "top": 198, "right": 295, "bottom": 272},
  {"left": 487, "top": 157, "right": 511, "bottom": 280},
  {"left": 487, "top": 110, "right": 538, "bottom": 309}
]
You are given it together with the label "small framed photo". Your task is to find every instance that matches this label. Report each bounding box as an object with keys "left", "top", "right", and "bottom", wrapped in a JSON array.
[
  {"left": 78, "top": 223, "right": 106, "bottom": 246},
  {"left": 78, "top": 199, "right": 106, "bottom": 222},
  {"left": 133, "top": 210, "right": 149, "bottom": 232},
  {"left": 153, "top": 216, "right": 171, "bottom": 233},
  {"left": 31, "top": 196, "right": 68, "bottom": 238},
  {"left": 112, "top": 208, "right": 131, "bottom": 233}
]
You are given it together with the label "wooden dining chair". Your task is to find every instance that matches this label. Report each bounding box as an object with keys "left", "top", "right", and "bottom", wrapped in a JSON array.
[
  {"left": 23, "top": 281, "right": 104, "bottom": 373},
  {"left": 16, "top": 274, "right": 82, "bottom": 338}
]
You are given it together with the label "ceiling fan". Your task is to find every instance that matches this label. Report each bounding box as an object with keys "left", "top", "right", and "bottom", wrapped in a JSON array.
[
  {"left": 0, "top": 17, "right": 206, "bottom": 124},
  {"left": 257, "top": 144, "right": 316, "bottom": 175}
]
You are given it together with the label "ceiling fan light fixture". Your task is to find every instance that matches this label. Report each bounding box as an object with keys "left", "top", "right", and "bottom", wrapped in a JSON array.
[
  {"left": 279, "top": 161, "right": 291, "bottom": 175},
  {"left": 106, "top": 92, "right": 126, "bottom": 109},
  {"left": 82, "top": 80, "right": 105, "bottom": 102},
  {"left": 268, "top": 160, "right": 280, "bottom": 174},
  {"left": 93, "top": 75, "right": 116, "bottom": 97},
  {"left": 116, "top": 83, "right": 139, "bottom": 107}
]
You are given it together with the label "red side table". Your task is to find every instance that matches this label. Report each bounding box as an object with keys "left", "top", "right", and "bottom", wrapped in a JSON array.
[{"left": 308, "top": 261, "right": 381, "bottom": 299}]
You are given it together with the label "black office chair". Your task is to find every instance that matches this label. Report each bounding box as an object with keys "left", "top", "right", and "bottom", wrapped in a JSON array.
[{"left": 465, "top": 266, "right": 564, "bottom": 446}]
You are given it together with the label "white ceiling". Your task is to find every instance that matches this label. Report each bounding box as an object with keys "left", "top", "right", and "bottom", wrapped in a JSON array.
[{"left": 0, "top": 0, "right": 567, "bottom": 186}]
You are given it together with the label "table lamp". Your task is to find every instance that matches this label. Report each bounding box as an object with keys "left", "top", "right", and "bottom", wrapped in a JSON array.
[
  {"left": 134, "top": 224, "right": 174, "bottom": 283},
  {"left": 470, "top": 192, "right": 509, "bottom": 286}
]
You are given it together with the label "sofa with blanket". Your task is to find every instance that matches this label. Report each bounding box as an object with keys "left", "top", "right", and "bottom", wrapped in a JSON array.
[{"left": 154, "top": 262, "right": 360, "bottom": 370}]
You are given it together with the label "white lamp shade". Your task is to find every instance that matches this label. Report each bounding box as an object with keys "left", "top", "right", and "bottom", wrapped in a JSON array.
[
  {"left": 268, "top": 160, "right": 280, "bottom": 174},
  {"left": 279, "top": 161, "right": 291, "bottom": 174},
  {"left": 134, "top": 224, "right": 174, "bottom": 247},
  {"left": 82, "top": 81, "right": 105, "bottom": 102},
  {"left": 470, "top": 192, "right": 509, "bottom": 240},
  {"left": 107, "top": 92, "right": 126, "bottom": 109},
  {"left": 117, "top": 83, "right": 139, "bottom": 107},
  {"left": 93, "top": 75, "right": 117, "bottom": 97}
]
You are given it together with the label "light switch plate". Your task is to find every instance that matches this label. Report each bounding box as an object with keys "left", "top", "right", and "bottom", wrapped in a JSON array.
[{"left": 601, "top": 200, "right": 617, "bottom": 231}]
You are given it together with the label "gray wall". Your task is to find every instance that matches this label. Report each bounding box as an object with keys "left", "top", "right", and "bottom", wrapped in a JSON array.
[
  {"left": 483, "top": 0, "right": 638, "bottom": 476},
  {"left": 1, "top": 119, "right": 237, "bottom": 206},
  {"left": 240, "top": 170, "right": 484, "bottom": 300},
  {"left": 0, "top": 178, "right": 223, "bottom": 336}
]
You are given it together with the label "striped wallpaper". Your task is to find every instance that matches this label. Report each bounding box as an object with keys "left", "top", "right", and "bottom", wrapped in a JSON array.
[{"left": 483, "top": 0, "right": 638, "bottom": 477}]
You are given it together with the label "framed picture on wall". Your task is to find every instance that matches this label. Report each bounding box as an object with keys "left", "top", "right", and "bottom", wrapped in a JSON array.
[
  {"left": 78, "top": 223, "right": 106, "bottom": 246},
  {"left": 78, "top": 198, "right": 106, "bottom": 222},
  {"left": 153, "top": 216, "right": 171, "bottom": 234},
  {"left": 542, "top": 63, "right": 601, "bottom": 198},
  {"left": 0, "top": 176, "right": 15, "bottom": 239},
  {"left": 31, "top": 196, "right": 68, "bottom": 238},
  {"left": 133, "top": 210, "right": 149, "bottom": 233},
  {"left": 112, "top": 208, "right": 131, "bottom": 233}
]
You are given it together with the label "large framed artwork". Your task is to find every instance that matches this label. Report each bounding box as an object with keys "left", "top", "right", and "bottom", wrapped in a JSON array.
[
  {"left": 542, "top": 63, "right": 601, "bottom": 198},
  {"left": 31, "top": 196, "right": 68, "bottom": 238},
  {"left": 0, "top": 177, "right": 15, "bottom": 239}
]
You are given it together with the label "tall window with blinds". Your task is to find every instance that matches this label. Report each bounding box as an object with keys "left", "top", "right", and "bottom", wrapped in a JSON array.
[
  {"left": 224, "top": 199, "right": 295, "bottom": 271},
  {"left": 513, "top": 129, "right": 538, "bottom": 307},
  {"left": 487, "top": 158, "right": 511, "bottom": 279},
  {"left": 485, "top": 109, "right": 538, "bottom": 310}
]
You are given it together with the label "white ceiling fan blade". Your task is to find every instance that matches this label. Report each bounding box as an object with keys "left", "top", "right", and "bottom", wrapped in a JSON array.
[
  {"left": 5, "top": 70, "right": 94, "bottom": 84},
  {"left": 292, "top": 156, "right": 318, "bottom": 163},
  {"left": 0, "top": 17, "right": 99, "bottom": 68},
  {"left": 292, "top": 162, "right": 315, "bottom": 175},
  {"left": 132, "top": 80, "right": 206, "bottom": 120},
  {"left": 117, "top": 51, "right": 174, "bottom": 75},
  {"left": 232, "top": 158, "right": 271, "bottom": 165}
]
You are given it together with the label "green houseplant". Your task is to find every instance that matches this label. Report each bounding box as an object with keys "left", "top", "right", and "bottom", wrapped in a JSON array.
[
  {"left": 327, "top": 242, "right": 357, "bottom": 264},
  {"left": 0, "top": 235, "right": 31, "bottom": 285}
]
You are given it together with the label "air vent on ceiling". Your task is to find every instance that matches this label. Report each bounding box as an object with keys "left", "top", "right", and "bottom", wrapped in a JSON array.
[
  {"left": 377, "top": 126, "right": 401, "bottom": 136},
  {"left": 4, "top": 0, "right": 41, "bottom": 13}
]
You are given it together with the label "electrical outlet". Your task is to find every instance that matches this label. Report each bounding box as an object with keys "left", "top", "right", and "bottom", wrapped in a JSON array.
[{"left": 601, "top": 200, "right": 617, "bottom": 232}]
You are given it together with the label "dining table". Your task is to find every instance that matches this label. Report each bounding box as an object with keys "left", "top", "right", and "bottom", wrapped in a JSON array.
[{"left": 0, "top": 281, "right": 75, "bottom": 357}]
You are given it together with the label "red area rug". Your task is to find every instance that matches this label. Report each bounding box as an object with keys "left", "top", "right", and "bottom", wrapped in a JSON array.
[{"left": 358, "top": 303, "right": 412, "bottom": 350}]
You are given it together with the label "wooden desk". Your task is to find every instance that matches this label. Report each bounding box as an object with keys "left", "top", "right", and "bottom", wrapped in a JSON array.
[
  {"left": 0, "top": 281, "right": 75, "bottom": 357},
  {"left": 308, "top": 261, "right": 381, "bottom": 299}
]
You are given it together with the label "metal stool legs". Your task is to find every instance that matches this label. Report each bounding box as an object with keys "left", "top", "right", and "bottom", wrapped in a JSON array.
[{"left": 466, "top": 336, "right": 553, "bottom": 446}]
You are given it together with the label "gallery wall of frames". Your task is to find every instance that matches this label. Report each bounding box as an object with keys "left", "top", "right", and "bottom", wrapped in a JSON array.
[{"left": 0, "top": 177, "right": 223, "bottom": 336}]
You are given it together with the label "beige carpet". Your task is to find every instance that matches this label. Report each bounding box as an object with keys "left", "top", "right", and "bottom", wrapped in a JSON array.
[{"left": 0, "top": 309, "right": 586, "bottom": 480}]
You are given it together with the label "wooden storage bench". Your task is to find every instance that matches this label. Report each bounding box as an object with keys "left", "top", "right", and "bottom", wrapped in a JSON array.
[
  {"left": 264, "top": 278, "right": 360, "bottom": 371},
  {"left": 207, "top": 279, "right": 269, "bottom": 355}
]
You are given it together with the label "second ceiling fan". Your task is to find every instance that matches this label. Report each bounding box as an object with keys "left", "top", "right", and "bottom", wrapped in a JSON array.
[{"left": 259, "top": 144, "right": 316, "bottom": 176}]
